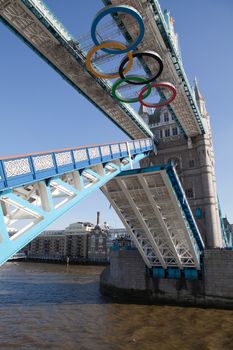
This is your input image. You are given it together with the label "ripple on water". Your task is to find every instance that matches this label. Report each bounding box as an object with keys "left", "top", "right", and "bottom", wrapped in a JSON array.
[{"left": 0, "top": 263, "right": 232, "bottom": 350}]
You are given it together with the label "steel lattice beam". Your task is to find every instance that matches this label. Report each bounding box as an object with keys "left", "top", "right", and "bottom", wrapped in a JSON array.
[{"left": 103, "top": 165, "right": 204, "bottom": 270}]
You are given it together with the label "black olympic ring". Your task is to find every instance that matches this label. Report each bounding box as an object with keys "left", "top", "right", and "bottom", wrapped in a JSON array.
[{"left": 118, "top": 51, "right": 164, "bottom": 85}]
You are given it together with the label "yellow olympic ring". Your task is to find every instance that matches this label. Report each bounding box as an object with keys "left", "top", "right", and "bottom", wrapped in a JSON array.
[{"left": 85, "top": 41, "right": 133, "bottom": 79}]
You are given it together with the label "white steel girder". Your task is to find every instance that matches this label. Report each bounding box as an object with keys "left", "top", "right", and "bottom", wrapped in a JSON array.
[{"left": 102, "top": 167, "right": 203, "bottom": 269}]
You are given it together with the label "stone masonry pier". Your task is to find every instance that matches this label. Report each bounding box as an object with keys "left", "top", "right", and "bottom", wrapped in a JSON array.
[{"left": 100, "top": 249, "right": 233, "bottom": 309}]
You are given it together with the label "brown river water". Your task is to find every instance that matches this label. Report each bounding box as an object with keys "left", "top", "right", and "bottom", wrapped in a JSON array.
[{"left": 0, "top": 262, "right": 232, "bottom": 350}]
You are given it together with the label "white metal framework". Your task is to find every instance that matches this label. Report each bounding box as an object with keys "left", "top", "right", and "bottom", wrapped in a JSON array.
[{"left": 102, "top": 167, "right": 203, "bottom": 269}]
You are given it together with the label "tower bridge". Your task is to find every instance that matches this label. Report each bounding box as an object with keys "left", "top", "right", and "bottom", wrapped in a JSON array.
[{"left": 0, "top": 0, "right": 231, "bottom": 277}]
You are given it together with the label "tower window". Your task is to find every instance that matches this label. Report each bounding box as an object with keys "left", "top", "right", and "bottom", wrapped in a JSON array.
[
  {"left": 165, "top": 129, "right": 170, "bottom": 137},
  {"left": 172, "top": 127, "right": 178, "bottom": 136},
  {"left": 164, "top": 112, "right": 169, "bottom": 122},
  {"left": 189, "top": 160, "right": 195, "bottom": 168},
  {"left": 185, "top": 188, "right": 194, "bottom": 198},
  {"left": 159, "top": 130, "right": 163, "bottom": 138}
]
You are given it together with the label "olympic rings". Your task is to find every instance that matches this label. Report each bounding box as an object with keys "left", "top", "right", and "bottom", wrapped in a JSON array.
[
  {"left": 138, "top": 82, "right": 177, "bottom": 108},
  {"left": 86, "top": 42, "right": 133, "bottom": 79},
  {"left": 91, "top": 5, "right": 145, "bottom": 54},
  {"left": 112, "top": 77, "right": 152, "bottom": 103},
  {"left": 118, "top": 51, "right": 163, "bottom": 85},
  {"left": 85, "top": 5, "right": 177, "bottom": 108}
]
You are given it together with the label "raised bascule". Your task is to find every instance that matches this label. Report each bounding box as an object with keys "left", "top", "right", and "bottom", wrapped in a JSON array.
[{"left": 0, "top": 0, "right": 231, "bottom": 284}]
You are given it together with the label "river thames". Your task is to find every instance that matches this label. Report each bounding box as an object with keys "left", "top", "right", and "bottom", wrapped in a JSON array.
[{"left": 0, "top": 262, "right": 232, "bottom": 350}]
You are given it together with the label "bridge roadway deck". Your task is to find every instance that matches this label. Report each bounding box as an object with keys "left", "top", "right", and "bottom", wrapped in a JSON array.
[
  {"left": 0, "top": 0, "right": 205, "bottom": 140},
  {"left": 0, "top": 0, "right": 153, "bottom": 140},
  {"left": 104, "top": 0, "right": 205, "bottom": 137}
]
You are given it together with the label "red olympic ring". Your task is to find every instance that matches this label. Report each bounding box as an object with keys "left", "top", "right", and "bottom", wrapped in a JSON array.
[{"left": 138, "top": 82, "right": 177, "bottom": 108}]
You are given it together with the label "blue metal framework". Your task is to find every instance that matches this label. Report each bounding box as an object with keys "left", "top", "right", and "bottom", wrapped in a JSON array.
[
  {"left": 0, "top": 139, "right": 153, "bottom": 265},
  {"left": 0, "top": 139, "right": 152, "bottom": 191}
]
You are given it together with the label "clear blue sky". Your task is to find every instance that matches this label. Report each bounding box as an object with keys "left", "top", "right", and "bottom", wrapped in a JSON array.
[{"left": 0, "top": 0, "right": 232, "bottom": 227}]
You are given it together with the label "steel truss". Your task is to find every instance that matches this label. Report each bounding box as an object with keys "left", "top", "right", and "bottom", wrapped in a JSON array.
[
  {"left": 0, "top": 140, "right": 152, "bottom": 265},
  {"left": 102, "top": 165, "right": 204, "bottom": 269}
]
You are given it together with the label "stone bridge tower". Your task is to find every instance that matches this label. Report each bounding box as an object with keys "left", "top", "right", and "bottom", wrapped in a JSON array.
[{"left": 140, "top": 80, "right": 222, "bottom": 248}]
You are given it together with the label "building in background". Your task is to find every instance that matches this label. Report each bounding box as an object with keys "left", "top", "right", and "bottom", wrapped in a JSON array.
[
  {"left": 25, "top": 230, "right": 65, "bottom": 261},
  {"left": 109, "top": 228, "right": 135, "bottom": 250},
  {"left": 87, "top": 212, "right": 110, "bottom": 262},
  {"left": 64, "top": 222, "right": 93, "bottom": 261},
  {"left": 24, "top": 222, "right": 94, "bottom": 262},
  {"left": 21, "top": 213, "right": 130, "bottom": 263},
  {"left": 109, "top": 227, "right": 128, "bottom": 240}
]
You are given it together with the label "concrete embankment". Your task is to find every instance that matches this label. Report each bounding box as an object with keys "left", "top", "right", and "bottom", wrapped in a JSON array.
[{"left": 100, "top": 249, "right": 233, "bottom": 309}]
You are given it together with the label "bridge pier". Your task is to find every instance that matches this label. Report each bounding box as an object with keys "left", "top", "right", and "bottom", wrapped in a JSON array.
[{"left": 100, "top": 249, "right": 233, "bottom": 309}]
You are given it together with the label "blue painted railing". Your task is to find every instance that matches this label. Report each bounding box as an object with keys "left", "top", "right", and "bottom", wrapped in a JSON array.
[{"left": 0, "top": 139, "right": 153, "bottom": 191}]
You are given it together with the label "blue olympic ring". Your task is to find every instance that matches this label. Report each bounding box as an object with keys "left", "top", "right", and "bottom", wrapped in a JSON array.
[{"left": 91, "top": 5, "right": 145, "bottom": 54}]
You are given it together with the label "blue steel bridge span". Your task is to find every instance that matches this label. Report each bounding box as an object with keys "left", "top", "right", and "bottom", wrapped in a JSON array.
[{"left": 0, "top": 139, "right": 153, "bottom": 265}]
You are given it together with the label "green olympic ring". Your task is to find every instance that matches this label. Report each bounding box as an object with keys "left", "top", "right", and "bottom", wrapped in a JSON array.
[{"left": 112, "top": 77, "right": 152, "bottom": 103}]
